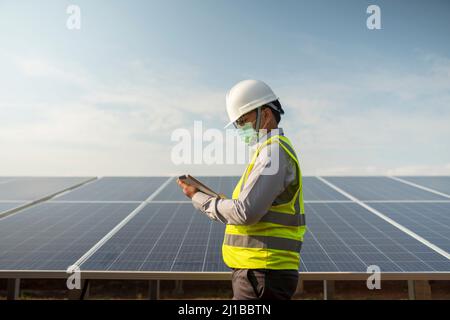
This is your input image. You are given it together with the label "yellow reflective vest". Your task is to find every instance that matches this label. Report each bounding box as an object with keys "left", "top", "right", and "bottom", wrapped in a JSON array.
[{"left": 222, "top": 134, "right": 306, "bottom": 270}]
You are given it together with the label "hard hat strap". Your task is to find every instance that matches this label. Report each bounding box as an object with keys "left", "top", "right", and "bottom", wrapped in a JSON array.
[{"left": 255, "top": 107, "right": 262, "bottom": 142}]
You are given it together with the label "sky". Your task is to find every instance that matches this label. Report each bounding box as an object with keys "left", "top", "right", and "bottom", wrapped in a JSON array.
[{"left": 0, "top": 0, "right": 449, "bottom": 176}]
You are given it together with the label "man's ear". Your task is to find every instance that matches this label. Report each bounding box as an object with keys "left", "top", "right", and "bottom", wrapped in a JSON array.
[
  {"left": 263, "top": 107, "right": 272, "bottom": 122},
  {"left": 260, "top": 107, "right": 270, "bottom": 129}
]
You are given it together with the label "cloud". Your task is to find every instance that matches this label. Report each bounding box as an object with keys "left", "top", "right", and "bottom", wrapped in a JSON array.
[
  {"left": 1, "top": 51, "right": 450, "bottom": 176},
  {"left": 14, "top": 57, "right": 92, "bottom": 88},
  {"left": 0, "top": 56, "right": 230, "bottom": 175},
  {"left": 277, "top": 52, "right": 450, "bottom": 175}
]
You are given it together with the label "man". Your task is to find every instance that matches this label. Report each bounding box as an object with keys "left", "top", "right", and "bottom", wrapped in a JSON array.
[{"left": 177, "top": 79, "right": 306, "bottom": 300}]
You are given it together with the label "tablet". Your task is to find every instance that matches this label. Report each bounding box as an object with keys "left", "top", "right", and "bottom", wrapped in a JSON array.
[{"left": 178, "top": 175, "right": 224, "bottom": 198}]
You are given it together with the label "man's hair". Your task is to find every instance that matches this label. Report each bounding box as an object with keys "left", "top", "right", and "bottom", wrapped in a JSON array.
[{"left": 263, "top": 100, "right": 283, "bottom": 124}]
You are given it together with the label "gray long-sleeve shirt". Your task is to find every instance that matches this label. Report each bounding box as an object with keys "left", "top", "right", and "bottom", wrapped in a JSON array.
[{"left": 192, "top": 128, "right": 297, "bottom": 226}]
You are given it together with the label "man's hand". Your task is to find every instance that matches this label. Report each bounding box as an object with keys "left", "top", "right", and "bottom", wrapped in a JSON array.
[{"left": 177, "top": 179, "right": 198, "bottom": 199}]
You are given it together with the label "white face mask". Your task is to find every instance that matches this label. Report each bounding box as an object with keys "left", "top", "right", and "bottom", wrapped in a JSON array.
[
  {"left": 235, "top": 107, "right": 270, "bottom": 145},
  {"left": 237, "top": 122, "right": 258, "bottom": 145}
]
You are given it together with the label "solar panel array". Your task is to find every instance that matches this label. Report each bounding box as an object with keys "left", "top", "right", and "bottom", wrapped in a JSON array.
[{"left": 0, "top": 176, "right": 449, "bottom": 277}]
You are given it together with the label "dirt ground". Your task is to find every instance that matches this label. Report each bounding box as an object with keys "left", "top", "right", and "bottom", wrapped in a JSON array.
[{"left": 0, "top": 279, "right": 449, "bottom": 300}]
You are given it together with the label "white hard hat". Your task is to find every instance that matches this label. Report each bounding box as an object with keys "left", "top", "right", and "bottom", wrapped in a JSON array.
[{"left": 225, "top": 79, "right": 278, "bottom": 128}]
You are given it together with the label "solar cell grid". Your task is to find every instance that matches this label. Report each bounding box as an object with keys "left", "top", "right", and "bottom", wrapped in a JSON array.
[
  {"left": 368, "top": 202, "right": 450, "bottom": 253},
  {"left": 81, "top": 202, "right": 450, "bottom": 273},
  {"left": 302, "top": 177, "right": 350, "bottom": 201},
  {"left": 81, "top": 203, "right": 228, "bottom": 272},
  {"left": 0, "top": 202, "right": 138, "bottom": 270},
  {"left": 302, "top": 203, "right": 449, "bottom": 272}
]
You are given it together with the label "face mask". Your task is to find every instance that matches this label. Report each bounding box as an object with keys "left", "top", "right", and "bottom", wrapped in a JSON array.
[{"left": 237, "top": 122, "right": 258, "bottom": 145}]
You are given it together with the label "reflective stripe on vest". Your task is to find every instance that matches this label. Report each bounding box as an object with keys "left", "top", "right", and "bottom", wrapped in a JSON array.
[
  {"left": 224, "top": 234, "right": 303, "bottom": 252},
  {"left": 259, "top": 210, "right": 306, "bottom": 227},
  {"left": 222, "top": 133, "right": 306, "bottom": 270}
]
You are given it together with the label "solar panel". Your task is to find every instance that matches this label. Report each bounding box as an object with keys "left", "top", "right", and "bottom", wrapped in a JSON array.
[
  {"left": 368, "top": 202, "right": 450, "bottom": 253},
  {"left": 0, "top": 203, "right": 25, "bottom": 215},
  {"left": 1, "top": 175, "right": 449, "bottom": 281},
  {"left": 301, "top": 203, "right": 449, "bottom": 272},
  {"left": 0, "top": 202, "right": 138, "bottom": 270},
  {"left": 398, "top": 176, "right": 450, "bottom": 196},
  {"left": 81, "top": 203, "right": 227, "bottom": 272},
  {"left": 302, "top": 177, "right": 350, "bottom": 201},
  {"left": 55, "top": 177, "right": 169, "bottom": 201},
  {"left": 153, "top": 176, "right": 239, "bottom": 201},
  {"left": 81, "top": 202, "right": 449, "bottom": 273},
  {"left": 324, "top": 177, "right": 447, "bottom": 201},
  {"left": 0, "top": 177, "right": 92, "bottom": 201}
]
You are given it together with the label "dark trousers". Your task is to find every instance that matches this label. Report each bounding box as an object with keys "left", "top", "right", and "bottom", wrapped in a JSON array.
[{"left": 231, "top": 268, "right": 299, "bottom": 300}]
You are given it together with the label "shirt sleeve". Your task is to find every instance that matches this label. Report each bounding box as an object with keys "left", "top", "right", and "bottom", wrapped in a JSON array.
[{"left": 191, "top": 142, "right": 295, "bottom": 225}]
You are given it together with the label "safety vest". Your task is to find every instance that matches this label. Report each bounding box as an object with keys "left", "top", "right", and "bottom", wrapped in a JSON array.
[{"left": 222, "top": 134, "right": 306, "bottom": 270}]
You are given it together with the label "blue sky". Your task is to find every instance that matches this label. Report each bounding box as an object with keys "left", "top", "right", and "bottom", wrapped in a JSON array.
[{"left": 0, "top": 0, "right": 449, "bottom": 176}]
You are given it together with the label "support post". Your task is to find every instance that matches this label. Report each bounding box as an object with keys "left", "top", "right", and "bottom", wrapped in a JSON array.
[
  {"left": 149, "top": 280, "right": 160, "bottom": 300},
  {"left": 80, "top": 279, "right": 90, "bottom": 300},
  {"left": 7, "top": 278, "right": 21, "bottom": 300},
  {"left": 173, "top": 280, "right": 184, "bottom": 295},
  {"left": 408, "top": 280, "right": 415, "bottom": 300},
  {"left": 408, "top": 280, "right": 431, "bottom": 300},
  {"left": 323, "top": 280, "right": 335, "bottom": 300},
  {"left": 293, "top": 279, "right": 304, "bottom": 298}
]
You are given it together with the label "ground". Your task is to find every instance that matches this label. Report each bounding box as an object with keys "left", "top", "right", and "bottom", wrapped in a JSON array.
[{"left": 0, "top": 279, "right": 449, "bottom": 300}]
